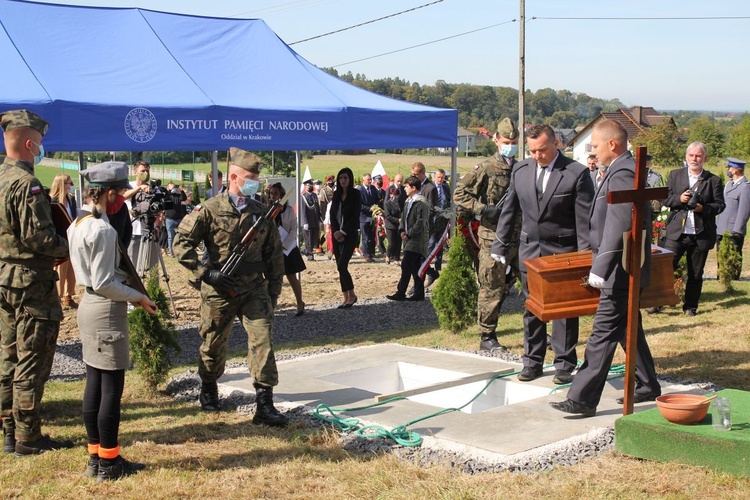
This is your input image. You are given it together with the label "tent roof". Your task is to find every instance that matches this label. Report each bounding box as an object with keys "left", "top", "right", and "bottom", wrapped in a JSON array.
[{"left": 0, "top": 0, "right": 457, "bottom": 151}]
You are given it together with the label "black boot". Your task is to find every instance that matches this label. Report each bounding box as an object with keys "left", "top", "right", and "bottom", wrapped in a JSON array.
[
  {"left": 199, "top": 382, "right": 221, "bottom": 411},
  {"left": 2, "top": 429, "right": 14, "bottom": 454},
  {"left": 97, "top": 455, "right": 146, "bottom": 482},
  {"left": 253, "top": 385, "right": 289, "bottom": 427},
  {"left": 84, "top": 454, "right": 99, "bottom": 478}
]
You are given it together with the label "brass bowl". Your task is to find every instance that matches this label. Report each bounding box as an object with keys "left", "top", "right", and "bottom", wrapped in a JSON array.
[{"left": 655, "top": 394, "right": 711, "bottom": 425}]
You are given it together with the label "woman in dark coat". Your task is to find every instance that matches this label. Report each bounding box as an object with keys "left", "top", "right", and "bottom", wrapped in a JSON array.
[
  {"left": 330, "top": 167, "right": 362, "bottom": 308},
  {"left": 383, "top": 185, "right": 402, "bottom": 264}
]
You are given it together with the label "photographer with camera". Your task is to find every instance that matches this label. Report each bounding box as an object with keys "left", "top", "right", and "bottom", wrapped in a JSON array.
[
  {"left": 125, "top": 161, "right": 159, "bottom": 274},
  {"left": 663, "top": 142, "right": 725, "bottom": 316},
  {"left": 164, "top": 182, "right": 187, "bottom": 257}
]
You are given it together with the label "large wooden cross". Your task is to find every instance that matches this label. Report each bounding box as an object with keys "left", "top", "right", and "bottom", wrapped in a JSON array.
[{"left": 606, "top": 146, "right": 667, "bottom": 416}]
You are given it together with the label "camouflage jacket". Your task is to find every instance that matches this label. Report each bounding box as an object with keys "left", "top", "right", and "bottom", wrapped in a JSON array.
[
  {"left": 173, "top": 192, "right": 283, "bottom": 296},
  {"left": 453, "top": 153, "right": 516, "bottom": 241},
  {"left": 0, "top": 157, "right": 68, "bottom": 287}
]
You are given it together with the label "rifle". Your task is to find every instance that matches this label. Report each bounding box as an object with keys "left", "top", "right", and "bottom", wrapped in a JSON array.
[
  {"left": 117, "top": 239, "right": 148, "bottom": 297},
  {"left": 220, "top": 191, "right": 290, "bottom": 296}
]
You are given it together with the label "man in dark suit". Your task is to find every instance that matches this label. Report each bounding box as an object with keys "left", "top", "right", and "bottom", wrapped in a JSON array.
[
  {"left": 429, "top": 168, "right": 452, "bottom": 279},
  {"left": 356, "top": 173, "right": 379, "bottom": 262},
  {"left": 393, "top": 173, "right": 408, "bottom": 210},
  {"left": 551, "top": 120, "right": 661, "bottom": 416},
  {"left": 411, "top": 162, "right": 439, "bottom": 284},
  {"left": 663, "top": 142, "right": 725, "bottom": 316},
  {"left": 492, "top": 124, "right": 594, "bottom": 384}
]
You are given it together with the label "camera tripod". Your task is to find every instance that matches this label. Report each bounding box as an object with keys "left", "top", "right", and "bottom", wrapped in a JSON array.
[{"left": 136, "top": 218, "right": 178, "bottom": 318}]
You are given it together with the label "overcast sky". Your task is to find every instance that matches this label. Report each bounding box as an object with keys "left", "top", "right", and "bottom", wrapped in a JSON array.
[{"left": 29, "top": 0, "right": 750, "bottom": 112}]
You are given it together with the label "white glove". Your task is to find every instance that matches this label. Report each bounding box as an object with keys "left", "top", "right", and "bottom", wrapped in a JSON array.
[
  {"left": 303, "top": 224, "right": 309, "bottom": 231},
  {"left": 491, "top": 253, "right": 506, "bottom": 265},
  {"left": 588, "top": 272, "right": 605, "bottom": 288}
]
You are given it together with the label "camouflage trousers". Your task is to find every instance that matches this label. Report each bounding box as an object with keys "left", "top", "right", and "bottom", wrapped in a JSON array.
[
  {"left": 477, "top": 241, "right": 519, "bottom": 335},
  {"left": 198, "top": 279, "right": 278, "bottom": 387},
  {"left": 0, "top": 279, "right": 62, "bottom": 441}
]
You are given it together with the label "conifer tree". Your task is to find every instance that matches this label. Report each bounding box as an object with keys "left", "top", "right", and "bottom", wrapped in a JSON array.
[{"left": 430, "top": 228, "right": 478, "bottom": 333}]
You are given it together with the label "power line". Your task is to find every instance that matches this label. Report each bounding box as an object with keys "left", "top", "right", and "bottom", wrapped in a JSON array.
[
  {"left": 229, "top": 0, "right": 339, "bottom": 19},
  {"left": 333, "top": 19, "right": 516, "bottom": 68},
  {"left": 531, "top": 16, "right": 750, "bottom": 21},
  {"left": 290, "top": 0, "right": 444, "bottom": 45}
]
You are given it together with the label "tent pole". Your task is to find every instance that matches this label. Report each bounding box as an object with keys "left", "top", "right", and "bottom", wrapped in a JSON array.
[
  {"left": 450, "top": 147, "right": 457, "bottom": 230},
  {"left": 295, "top": 151, "right": 302, "bottom": 282},
  {"left": 76, "top": 152, "right": 85, "bottom": 208},
  {"left": 211, "top": 150, "right": 218, "bottom": 198}
]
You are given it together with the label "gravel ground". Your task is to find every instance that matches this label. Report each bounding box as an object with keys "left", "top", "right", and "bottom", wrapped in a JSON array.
[{"left": 48, "top": 291, "right": 716, "bottom": 475}]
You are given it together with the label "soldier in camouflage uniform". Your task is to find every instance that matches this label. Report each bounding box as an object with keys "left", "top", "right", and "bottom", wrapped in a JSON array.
[
  {"left": 173, "top": 147, "right": 287, "bottom": 427},
  {"left": 0, "top": 110, "right": 73, "bottom": 455},
  {"left": 453, "top": 118, "right": 521, "bottom": 352}
]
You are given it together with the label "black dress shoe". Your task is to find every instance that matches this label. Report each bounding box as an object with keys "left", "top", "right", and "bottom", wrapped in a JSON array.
[
  {"left": 549, "top": 399, "right": 596, "bottom": 417},
  {"left": 616, "top": 392, "right": 660, "bottom": 405},
  {"left": 552, "top": 370, "right": 573, "bottom": 385},
  {"left": 386, "top": 293, "right": 406, "bottom": 301},
  {"left": 517, "top": 366, "right": 543, "bottom": 382}
]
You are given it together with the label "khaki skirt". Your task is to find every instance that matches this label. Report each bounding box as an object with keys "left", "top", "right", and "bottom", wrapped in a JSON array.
[{"left": 78, "top": 290, "right": 130, "bottom": 371}]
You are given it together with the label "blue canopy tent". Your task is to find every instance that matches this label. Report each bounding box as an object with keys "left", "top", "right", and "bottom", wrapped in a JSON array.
[{"left": 0, "top": 0, "right": 457, "bottom": 152}]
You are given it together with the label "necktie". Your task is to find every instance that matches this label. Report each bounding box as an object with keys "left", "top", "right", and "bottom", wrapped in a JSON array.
[
  {"left": 437, "top": 185, "right": 445, "bottom": 207},
  {"left": 537, "top": 165, "right": 547, "bottom": 203}
]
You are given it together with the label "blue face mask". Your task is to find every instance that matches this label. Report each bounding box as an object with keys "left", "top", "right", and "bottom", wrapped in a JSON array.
[
  {"left": 31, "top": 142, "right": 45, "bottom": 165},
  {"left": 500, "top": 144, "right": 518, "bottom": 158},
  {"left": 239, "top": 177, "right": 260, "bottom": 197}
]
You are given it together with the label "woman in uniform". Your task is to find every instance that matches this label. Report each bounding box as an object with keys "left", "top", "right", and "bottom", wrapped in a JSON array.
[
  {"left": 49, "top": 173, "right": 78, "bottom": 307},
  {"left": 67, "top": 161, "right": 157, "bottom": 482}
]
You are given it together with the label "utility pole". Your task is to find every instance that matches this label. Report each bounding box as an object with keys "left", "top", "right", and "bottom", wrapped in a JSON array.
[{"left": 518, "top": 0, "right": 526, "bottom": 159}]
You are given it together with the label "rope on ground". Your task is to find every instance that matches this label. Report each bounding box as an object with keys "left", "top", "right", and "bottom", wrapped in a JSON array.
[
  {"left": 311, "top": 363, "right": 559, "bottom": 447},
  {"left": 549, "top": 363, "right": 626, "bottom": 393}
]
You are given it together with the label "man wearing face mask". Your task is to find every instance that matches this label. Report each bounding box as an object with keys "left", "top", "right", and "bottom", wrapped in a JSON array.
[
  {"left": 716, "top": 157, "right": 750, "bottom": 279},
  {"left": 173, "top": 147, "right": 287, "bottom": 426},
  {"left": 454, "top": 117, "right": 522, "bottom": 352},
  {"left": 300, "top": 179, "right": 321, "bottom": 260},
  {"left": 0, "top": 109, "right": 71, "bottom": 454},
  {"left": 125, "top": 161, "right": 158, "bottom": 275}
]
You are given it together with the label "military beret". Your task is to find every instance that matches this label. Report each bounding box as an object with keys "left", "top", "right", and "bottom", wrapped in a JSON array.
[
  {"left": 0, "top": 109, "right": 49, "bottom": 136},
  {"left": 229, "top": 147, "right": 263, "bottom": 174},
  {"left": 81, "top": 161, "right": 130, "bottom": 188},
  {"left": 496, "top": 117, "right": 518, "bottom": 140},
  {"left": 325, "top": 174, "right": 335, "bottom": 182},
  {"left": 727, "top": 157, "right": 746, "bottom": 169}
]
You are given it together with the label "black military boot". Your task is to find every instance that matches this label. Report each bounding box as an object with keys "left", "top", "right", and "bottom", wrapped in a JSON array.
[
  {"left": 84, "top": 454, "right": 99, "bottom": 478},
  {"left": 479, "top": 334, "right": 507, "bottom": 352},
  {"left": 97, "top": 455, "right": 146, "bottom": 482},
  {"left": 199, "top": 382, "right": 221, "bottom": 411},
  {"left": 252, "top": 385, "right": 289, "bottom": 427},
  {"left": 2, "top": 429, "right": 14, "bottom": 454},
  {"left": 15, "top": 434, "right": 74, "bottom": 456}
]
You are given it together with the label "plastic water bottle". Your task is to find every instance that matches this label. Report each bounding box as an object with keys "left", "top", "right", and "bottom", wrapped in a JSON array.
[{"left": 712, "top": 397, "right": 731, "bottom": 431}]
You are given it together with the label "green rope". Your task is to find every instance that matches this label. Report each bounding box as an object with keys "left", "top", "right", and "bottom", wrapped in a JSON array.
[
  {"left": 311, "top": 364, "right": 560, "bottom": 447},
  {"left": 549, "top": 363, "right": 626, "bottom": 393}
]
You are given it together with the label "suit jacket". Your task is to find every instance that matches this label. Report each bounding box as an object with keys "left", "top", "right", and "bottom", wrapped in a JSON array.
[
  {"left": 663, "top": 167, "right": 725, "bottom": 245},
  {"left": 399, "top": 194, "right": 430, "bottom": 256},
  {"left": 331, "top": 188, "right": 362, "bottom": 242},
  {"left": 396, "top": 186, "right": 408, "bottom": 210},
  {"left": 433, "top": 181, "right": 452, "bottom": 232},
  {"left": 717, "top": 177, "right": 750, "bottom": 237},
  {"left": 383, "top": 197, "right": 402, "bottom": 231},
  {"left": 299, "top": 191, "right": 321, "bottom": 229},
  {"left": 420, "top": 178, "right": 437, "bottom": 209},
  {"left": 356, "top": 184, "right": 379, "bottom": 223},
  {"left": 493, "top": 151, "right": 594, "bottom": 271},
  {"left": 589, "top": 151, "right": 651, "bottom": 291},
  {"left": 589, "top": 168, "right": 598, "bottom": 186}
]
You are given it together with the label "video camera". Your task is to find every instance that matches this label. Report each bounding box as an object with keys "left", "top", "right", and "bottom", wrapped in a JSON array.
[{"left": 133, "top": 180, "right": 175, "bottom": 218}]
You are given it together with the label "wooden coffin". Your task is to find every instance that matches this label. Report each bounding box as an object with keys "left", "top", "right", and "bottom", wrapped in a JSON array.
[{"left": 525, "top": 246, "right": 680, "bottom": 322}]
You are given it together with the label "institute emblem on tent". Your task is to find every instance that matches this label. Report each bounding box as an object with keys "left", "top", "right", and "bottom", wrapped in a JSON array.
[{"left": 124, "top": 108, "right": 157, "bottom": 143}]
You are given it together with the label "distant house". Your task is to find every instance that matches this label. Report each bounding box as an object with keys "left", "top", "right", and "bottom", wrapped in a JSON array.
[
  {"left": 567, "top": 106, "right": 676, "bottom": 163},
  {"left": 457, "top": 126, "right": 479, "bottom": 154}
]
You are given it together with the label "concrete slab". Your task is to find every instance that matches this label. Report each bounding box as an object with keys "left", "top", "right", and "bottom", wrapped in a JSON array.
[{"left": 221, "top": 344, "right": 684, "bottom": 456}]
